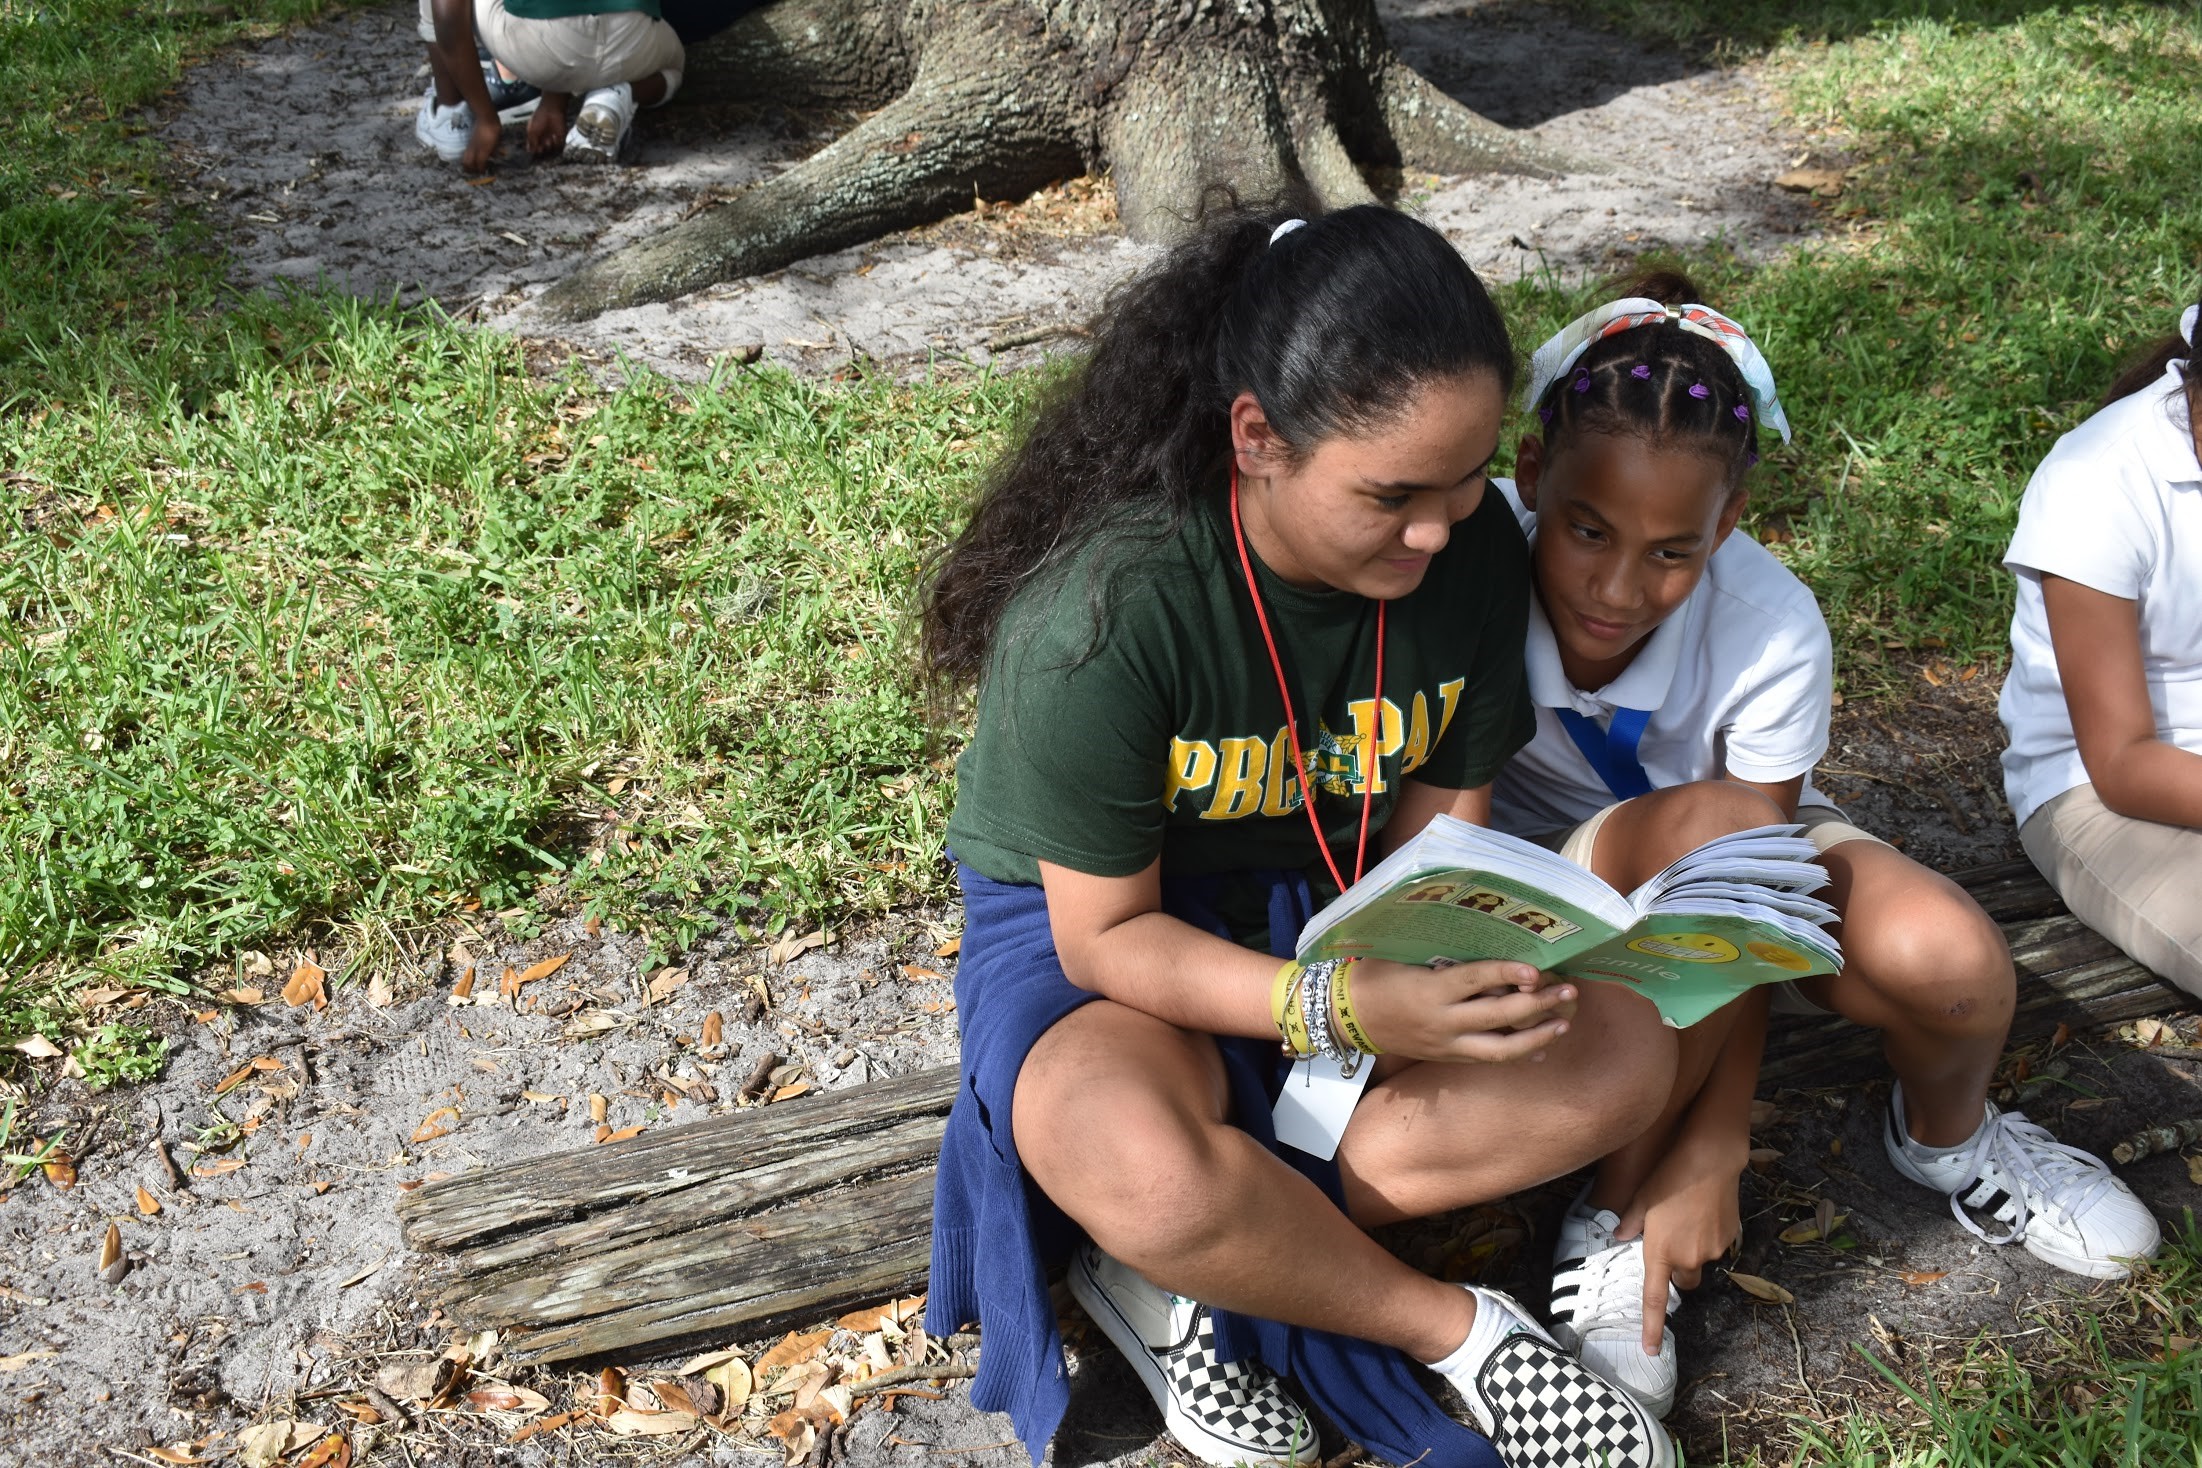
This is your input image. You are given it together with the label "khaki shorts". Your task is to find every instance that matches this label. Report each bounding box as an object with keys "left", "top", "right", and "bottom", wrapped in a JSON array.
[
  {"left": 2021, "top": 783, "right": 2202, "bottom": 1000},
  {"left": 423, "top": 0, "right": 685, "bottom": 95},
  {"left": 1532, "top": 801, "right": 1887, "bottom": 1016}
]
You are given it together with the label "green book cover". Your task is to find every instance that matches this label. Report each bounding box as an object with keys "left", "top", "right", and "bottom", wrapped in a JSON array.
[{"left": 1294, "top": 820, "right": 1842, "bottom": 1029}]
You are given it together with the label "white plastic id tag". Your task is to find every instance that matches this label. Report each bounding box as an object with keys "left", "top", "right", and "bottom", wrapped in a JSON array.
[{"left": 1271, "top": 1054, "right": 1376, "bottom": 1160}]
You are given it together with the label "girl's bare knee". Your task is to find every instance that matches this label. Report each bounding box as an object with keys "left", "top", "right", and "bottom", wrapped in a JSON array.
[{"left": 1848, "top": 886, "right": 2014, "bottom": 1035}]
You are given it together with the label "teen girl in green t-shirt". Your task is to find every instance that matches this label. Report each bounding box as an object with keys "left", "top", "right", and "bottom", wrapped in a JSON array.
[{"left": 919, "top": 202, "right": 1676, "bottom": 1468}]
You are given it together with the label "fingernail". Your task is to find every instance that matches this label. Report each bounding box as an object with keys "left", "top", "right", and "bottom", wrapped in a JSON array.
[
  {"left": 1553, "top": 1021, "right": 1569, "bottom": 1035},
  {"left": 1556, "top": 987, "right": 1576, "bottom": 1002}
]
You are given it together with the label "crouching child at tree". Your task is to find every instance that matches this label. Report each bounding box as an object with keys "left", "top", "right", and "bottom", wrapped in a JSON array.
[
  {"left": 919, "top": 201, "right": 1681, "bottom": 1468},
  {"left": 1486, "top": 275, "right": 2161, "bottom": 1420},
  {"left": 2001, "top": 287, "right": 2202, "bottom": 1001},
  {"left": 426, "top": 0, "right": 683, "bottom": 171}
]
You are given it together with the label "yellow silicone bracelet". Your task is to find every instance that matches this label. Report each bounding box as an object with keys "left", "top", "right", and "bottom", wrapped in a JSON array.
[{"left": 1331, "top": 958, "right": 1384, "bottom": 1056}]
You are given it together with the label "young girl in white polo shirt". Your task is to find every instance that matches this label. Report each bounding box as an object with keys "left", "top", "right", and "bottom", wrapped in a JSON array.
[
  {"left": 2002, "top": 291, "right": 2202, "bottom": 998},
  {"left": 1487, "top": 275, "right": 2159, "bottom": 1419}
]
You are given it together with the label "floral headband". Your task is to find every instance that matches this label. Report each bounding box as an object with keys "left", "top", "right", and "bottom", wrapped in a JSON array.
[{"left": 1522, "top": 297, "right": 1793, "bottom": 444}]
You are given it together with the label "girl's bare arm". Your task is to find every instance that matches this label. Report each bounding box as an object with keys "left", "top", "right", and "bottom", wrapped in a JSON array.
[{"left": 2042, "top": 574, "right": 2202, "bottom": 827}]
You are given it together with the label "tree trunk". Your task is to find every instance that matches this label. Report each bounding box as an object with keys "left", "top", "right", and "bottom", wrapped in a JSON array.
[{"left": 536, "top": 0, "right": 1577, "bottom": 319}]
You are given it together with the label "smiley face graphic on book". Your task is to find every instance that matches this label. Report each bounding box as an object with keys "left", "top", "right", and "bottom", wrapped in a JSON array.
[{"left": 1624, "top": 932, "right": 1742, "bottom": 964}]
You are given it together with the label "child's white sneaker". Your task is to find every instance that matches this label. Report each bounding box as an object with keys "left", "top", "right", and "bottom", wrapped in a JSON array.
[
  {"left": 414, "top": 88, "right": 473, "bottom": 163},
  {"left": 1883, "top": 1083, "right": 2162, "bottom": 1279},
  {"left": 1428, "top": 1284, "right": 1673, "bottom": 1468},
  {"left": 566, "top": 82, "right": 636, "bottom": 163},
  {"left": 1065, "top": 1244, "right": 1316, "bottom": 1466},
  {"left": 1548, "top": 1193, "right": 1680, "bottom": 1417}
]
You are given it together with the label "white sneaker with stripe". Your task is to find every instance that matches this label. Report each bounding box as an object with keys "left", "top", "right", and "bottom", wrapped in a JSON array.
[
  {"left": 1883, "top": 1083, "right": 2162, "bottom": 1279},
  {"left": 1547, "top": 1194, "right": 1679, "bottom": 1418},
  {"left": 1067, "top": 1244, "right": 1317, "bottom": 1466}
]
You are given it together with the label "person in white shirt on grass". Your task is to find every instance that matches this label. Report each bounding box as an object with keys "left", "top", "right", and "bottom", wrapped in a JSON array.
[
  {"left": 2002, "top": 288, "right": 2202, "bottom": 1000},
  {"left": 1485, "top": 274, "right": 2160, "bottom": 1421}
]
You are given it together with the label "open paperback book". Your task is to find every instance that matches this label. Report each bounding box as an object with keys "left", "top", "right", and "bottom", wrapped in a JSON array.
[{"left": 1293, "top": 815, "right": 1844, "bottom": 1030}]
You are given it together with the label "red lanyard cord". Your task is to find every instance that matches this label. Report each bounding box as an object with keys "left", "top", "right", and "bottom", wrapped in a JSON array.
[{"left": 1228, "top": 465, "right": 1386, "bottom": 893}]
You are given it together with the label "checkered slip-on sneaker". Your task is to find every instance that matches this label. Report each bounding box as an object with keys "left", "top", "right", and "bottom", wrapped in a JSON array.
[
  {"left": 1067, "top": 1243, "right": 1317, "bottom": 1466},
  {"left": 1436, "top": 1285, "right": 1672, "bottom": 1468}
]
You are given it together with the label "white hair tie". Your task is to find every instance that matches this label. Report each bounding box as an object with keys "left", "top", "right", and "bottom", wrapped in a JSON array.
[
  {"left": 1269, "top": 218, "right": 1308, "bottom": 246},
  {"left": 2182, "top": 303, "right": 2197, "bottom": 349}
]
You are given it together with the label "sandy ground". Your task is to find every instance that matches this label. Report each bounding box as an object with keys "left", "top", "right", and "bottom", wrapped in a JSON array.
[
  {"left": 161, "top": 0, "right": 1818, "bottom": 380},
  {"left": 7, "top": 4, "right": 2196, "bottom": 1467}
]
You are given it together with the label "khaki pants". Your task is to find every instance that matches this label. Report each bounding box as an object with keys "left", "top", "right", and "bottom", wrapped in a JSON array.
[
  {"left": 2021, "top": 783, "right": 2202, "bottom": 999},
  {"left": 421, "top": 0, "right": 685, "bottom": 96}
]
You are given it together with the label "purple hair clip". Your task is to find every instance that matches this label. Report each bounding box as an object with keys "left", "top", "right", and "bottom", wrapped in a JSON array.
[
  {"left": 1630, "top": 364, "right": 1652, "bottom": 380},
  {"left": 1571, "top": 366, "right": 1592, "bottom": 393},
  {"left": 1734, "top": 404, "right": 1751, "bottom": 421},
  {"left": 1538, "top": 405, "right": 1555, "bottom": 423},
  {"left": 1688, "top": 382, "right": 1710, "bottom": 400},
  {"left": 1745, "top": 450, "right": 1760, "bottom": 467}
]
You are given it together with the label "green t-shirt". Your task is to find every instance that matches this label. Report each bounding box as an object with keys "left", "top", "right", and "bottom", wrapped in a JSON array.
[
  {"left": 503, "top": 0, "right": 662, "bottom": 20},
  {"left": 946, "top": 489, "right": 1536, "bottom": 938}
]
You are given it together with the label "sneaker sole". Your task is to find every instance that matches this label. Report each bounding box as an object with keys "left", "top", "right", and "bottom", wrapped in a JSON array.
[
  {"left": 1065, "top": 1253, "right": 1315, "bottom": 1467},
  {"left": 567, "top": 111, "right": 626, "bottom": 164}
]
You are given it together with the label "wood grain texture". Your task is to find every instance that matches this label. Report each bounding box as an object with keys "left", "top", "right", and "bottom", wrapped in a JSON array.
[{"left": 400, "top": 861, "right": 2182, "bottom": 1364}]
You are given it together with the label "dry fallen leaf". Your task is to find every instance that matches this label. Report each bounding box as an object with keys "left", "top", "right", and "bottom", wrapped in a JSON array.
[
  {"left": 376, "top": 1362, "right": 445, "bottom": 1403},
  {"left": 2134, "top": 1016, "right": 2174, "bottom": 1048},
  {"left": 772, "top": 1080, "right": 812, "bottom": 1103},
  {"left": 2051, "top": 1021, "right": 2072, "bottom": 1051},
  {"left": 294, "top": 1432, "right": 350, "bottom": 1468},
  {"left": 467, "top": 1386, "right": 551, "bottom": 1415},
  {"left": 754, "top": 1329, "right": 832, "bottom": 1377},
  {"left": 521, "top": 1090, "right": 562, "bottom": 1105},
  {"left": 11, "top": 1035, "right": 63, "bottom": 1059},
  {"left": 1778, "top": 1219, "right": 1822, "bottom": 1246},
  {"left": 1746, "top": 1147, "right": 1783, "bottom": 1173},
  {"left": 652, "top": 1380, "right": 699, "bottom": 1416},
  {"left": 704, "top": 1356, "right": 752, "bottom": 1412},
  {"left": 599, "top": 1124, "right": 645, "bottom": 1144},
  {"left": 837, "top": 1295, "right": 927, "bottom": 1332},
  {"left": 99, "top": 1221, "right": 122, "bottom": 1272},
  {"left": 0, "top": 1350, "right": 58, "bottom": 1372},
  {"left": 934, "top": 935, "right": 961, "bottom": 958},
  {"left": 222, "top": 987, "right": 267, "bottom": 1005},
  {"left": 145, "top": 1449, "right": 206, "bottom": 1466},
  {"left": 42, "top": 1150, "right": 77, "bottom": 1189},
  {"left": 518, "top": 953, "right": 572, "bottom": 985},
  {"left": 1900, "top": 1269, "right": 1949, "bottom": 1287},
  {"left": 768, "top": 929, "right": 827, "bottom": 966},
  {"left": 136, "top": 1185, "right": 161, "bottom": 1216},
  {"left": 1727, "top": 1271, "right": 1795, "bottom": 1305},
  {"left": 283, "top": 957, "right": 328, "bottom": 1009},
  {"left": 700, "top": 1011, "right": 724, "bottom": 1048},
  {"left": 411, "top": 1107, "right": 459, "bottom": 1144},
  {"left": 588, "top": 1093, "right": 609, "bottom": 1124},
  {"left": 212, "top": 1062, "right": 256, "bottom": 1096},
  {"left": 2186, "top": 1152, "right": 2202, "bottom": 1187},
  {"left": 237, "top": 1422, "right": 293, "bottom": 1468},
  {"left": 366, "top": 973, "right": 394, "bottom": 1008},
  {"left": 900, "top": 964, "right": 946, "bottom": 984},
  {"left": 453, "top": 964, "right": 477, "bottom": 998},
  {"left": 648, "top": 968, "right": 688, "bottom": 1002},
  {"left": 604, "top": 1408, "right": 698, "bottom": 1437},
  {"left": 594, "top": 1367, "right": 626, "bottom": 1418}
]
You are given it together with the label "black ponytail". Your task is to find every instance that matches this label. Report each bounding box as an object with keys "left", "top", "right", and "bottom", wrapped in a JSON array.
[
  {"left": 918, "top": 193, "right": 1514, "bottom": 690},
  {"left": 2103, "top": 284, "right": 2200, "bottom": 439},
  {"left": 1534, "top": 270, "right": 1758, "bottom": 487}
]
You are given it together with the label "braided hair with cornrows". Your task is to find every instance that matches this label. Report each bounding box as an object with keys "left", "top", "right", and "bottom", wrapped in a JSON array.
[{"left": 1533, "top": 271, "right": 1759, "bottom": 487}]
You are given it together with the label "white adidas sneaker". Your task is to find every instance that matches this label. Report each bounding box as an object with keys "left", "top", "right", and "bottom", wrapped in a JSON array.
[
  {"left": 1548, "top": 1195, "right": 1680, "bottom": 1417},
  {"left": 1432, "top": 1284, "right": 1674, "bottom": 1468},
  {"left": 1066, "top": 1244, "right": 1317, "bottom": 1466},
  {"left": 565, "top": 81, "right": 636, "bottom": 164},
  {"left": 1883, "top": 1083, "right": 2162, "bottom": 1279}
]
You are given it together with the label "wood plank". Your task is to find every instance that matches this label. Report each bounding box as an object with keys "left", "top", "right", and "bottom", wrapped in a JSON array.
[{"left": 400, "top": 862, "right": 2187, "bottom": 1365}]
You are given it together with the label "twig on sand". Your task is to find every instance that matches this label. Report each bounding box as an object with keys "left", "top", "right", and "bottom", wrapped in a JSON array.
[{"left": 848, "top": 1361, "right": 978, "bottom": 1398}]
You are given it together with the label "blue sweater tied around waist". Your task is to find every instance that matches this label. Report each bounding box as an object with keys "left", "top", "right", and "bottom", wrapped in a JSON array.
[{"left": 924, "top": 863, "right": 1503, "bottom": 1468}]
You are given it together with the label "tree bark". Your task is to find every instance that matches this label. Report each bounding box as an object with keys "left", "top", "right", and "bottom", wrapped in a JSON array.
[{"left": 536, "top": 0, "right": 1579, "bottom": 319}]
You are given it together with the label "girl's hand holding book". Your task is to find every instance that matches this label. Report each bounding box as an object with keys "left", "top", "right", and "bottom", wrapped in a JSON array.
[{"left": 1347, "top": 958, "right": 1577, "bottom": 1063}]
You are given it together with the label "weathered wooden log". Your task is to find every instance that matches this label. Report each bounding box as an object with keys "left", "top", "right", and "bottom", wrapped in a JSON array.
[{"left": 397, "top": 859, "right": 2185, "bottom": 1366}]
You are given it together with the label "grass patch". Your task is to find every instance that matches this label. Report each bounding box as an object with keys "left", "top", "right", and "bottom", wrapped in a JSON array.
[
  {"left": 1764, "top": 1211, "right": 2202, "bottom": 1465},
  {"left": 1538, "top": 1, "right": 2202, "bottom": 681},
  {"left": 5, "top": 0, "right": 2201, "bottom": 1008}
]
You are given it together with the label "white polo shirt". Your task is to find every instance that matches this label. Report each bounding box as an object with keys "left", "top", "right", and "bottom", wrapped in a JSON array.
[
  {"left": 2000, "top": 361, "right": 2202, "bottom": 827},
  {"left": 1488, "top": 480, "right": 1835, "bottom": 838}
]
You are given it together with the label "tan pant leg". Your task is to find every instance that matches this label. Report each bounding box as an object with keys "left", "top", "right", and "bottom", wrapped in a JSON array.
[{"left": 2021, "top": 784, "right": 2202, "bottom": 999}]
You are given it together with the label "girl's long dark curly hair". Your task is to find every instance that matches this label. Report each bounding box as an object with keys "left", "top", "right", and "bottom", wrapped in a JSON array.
[
  {"left": 917, "top": 194, "right": 1515, "bottom": 691},
  {"left": 2104, "top": 282, "right": 2202, "bottom": 447}
]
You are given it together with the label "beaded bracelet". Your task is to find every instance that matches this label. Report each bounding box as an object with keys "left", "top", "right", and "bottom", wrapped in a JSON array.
[{"left": 1330, "top": 958, "right": 1383, "bottom": 1056}]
